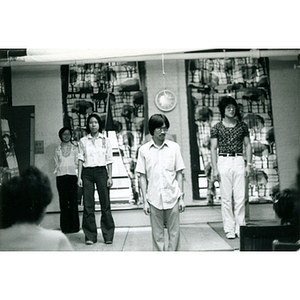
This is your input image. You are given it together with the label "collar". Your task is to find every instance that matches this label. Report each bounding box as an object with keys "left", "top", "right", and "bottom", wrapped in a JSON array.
[
  {"left": 148, "top": 138, "right": 170, "bottom": 150},
  {"left": 87, "top": 132, "right": 105, "bottom": 139},
  {"left": 58, "top": 142, "right": 72, "bottom": 150},
  {"left": 221, "top": 119, "right": 238, "bottom": 128}
]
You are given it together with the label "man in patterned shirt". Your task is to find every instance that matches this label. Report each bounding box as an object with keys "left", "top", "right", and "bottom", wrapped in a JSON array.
[{"left": 211, "top": 96, "right": 252, "bottom": 239}]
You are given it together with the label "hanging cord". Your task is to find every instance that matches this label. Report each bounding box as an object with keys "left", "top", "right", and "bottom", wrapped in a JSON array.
[{"left": 161, "top": 54, "right": 166, "bottom": 91}]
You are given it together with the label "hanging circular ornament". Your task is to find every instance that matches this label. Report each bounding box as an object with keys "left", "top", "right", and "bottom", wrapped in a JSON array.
[{"left": 155, "top": 89, "right": 177, "bottom": 112}]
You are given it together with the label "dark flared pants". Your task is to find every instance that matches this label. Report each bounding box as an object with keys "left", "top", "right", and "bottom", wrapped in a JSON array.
[
  {"left": 56, "top": 175, "right": 80, "bottom": 233},
  {"left": 82, "top": 167, "right": 115, "bottom": 243}
]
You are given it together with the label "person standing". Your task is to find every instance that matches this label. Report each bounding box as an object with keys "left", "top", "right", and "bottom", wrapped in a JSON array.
[
  {"left": 211, "top": 96, "right": 252, "bottom": 239},
  {"left": 195, "top": 107, "right": 216, "bottom": 205},
  {"left": 136, "top": 114, "right": 185, "bottom": 251},
  {"left": 77, "top": 113, "right": 115, "bottom": 245},
  {"left": 54, "top": 127, "right": 80, "bottom": 234}
]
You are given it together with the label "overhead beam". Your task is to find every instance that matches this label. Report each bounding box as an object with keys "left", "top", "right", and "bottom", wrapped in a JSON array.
[{"left": 0, "top": 49, "right": 299, "bottom": 67}]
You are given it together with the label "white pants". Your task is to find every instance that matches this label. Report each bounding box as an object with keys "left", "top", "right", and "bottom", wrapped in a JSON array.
[{"left": 218, "top": 156, "right": 246, "bottom": 235}]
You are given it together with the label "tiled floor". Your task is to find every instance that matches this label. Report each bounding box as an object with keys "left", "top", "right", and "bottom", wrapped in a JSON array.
[{"left": 42, "top": 203, "right": 276, "bottom": 251}]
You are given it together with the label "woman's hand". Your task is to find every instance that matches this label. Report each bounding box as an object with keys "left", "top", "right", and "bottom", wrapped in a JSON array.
[
  {"left": 143, "top": 201, "right": 150, "bottom": 215},
  {"left": 77, "top": 178, "right": 83, "bottom": 187}
]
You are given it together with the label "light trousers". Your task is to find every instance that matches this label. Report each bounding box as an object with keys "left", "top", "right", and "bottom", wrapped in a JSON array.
[
  {"left": 218, "top": 156, "right": 246, "bottom": 235},
  {"left": 149, "top": 201, "right": 180, "bottom": 251}
]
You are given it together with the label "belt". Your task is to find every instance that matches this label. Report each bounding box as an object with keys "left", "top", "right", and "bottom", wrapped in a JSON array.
[
  {"left": 219, "top": 153, "right": 243, "bottom": 157},
  {"left": 84, "top": 166, "right": 106, "bottom": 169}
]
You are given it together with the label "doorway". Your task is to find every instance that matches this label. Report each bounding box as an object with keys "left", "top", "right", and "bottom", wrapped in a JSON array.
[
  {"left": 1, "top": 104, "right": 35, "bottom": 177},
  {"left": 186, "top": 57, "right": 279, "bottom": 204}
]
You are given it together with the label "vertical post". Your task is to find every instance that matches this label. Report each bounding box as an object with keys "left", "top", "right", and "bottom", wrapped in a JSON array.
[
  {"left": 60, "top": 65, "right": 70, "bottom": 128},
  {"left": 3, "top": 67, "right": 12, "bottom": 106},
  {"left": 245, "top": 177, "right": 250, "bottom": 222},
  {"left": 185, "top": 60, "right": 201, "bottom": 199}
]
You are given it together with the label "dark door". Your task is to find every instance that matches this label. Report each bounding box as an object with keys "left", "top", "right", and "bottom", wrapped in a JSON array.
[{"left": 1, "top": 104, "right": 35, "bottom": 174}]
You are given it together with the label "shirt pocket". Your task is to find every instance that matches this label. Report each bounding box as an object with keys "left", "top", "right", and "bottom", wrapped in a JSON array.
[{"left": 164, "top": 157, "right": 175, "bottom": 171}]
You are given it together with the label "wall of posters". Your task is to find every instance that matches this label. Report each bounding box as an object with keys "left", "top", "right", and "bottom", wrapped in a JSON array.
[
  {"left": 62, "top": 62, "right": 147, "bottom": 205},
  {"left": 187, "top": 57, "right": 278, "bottom": 203}
]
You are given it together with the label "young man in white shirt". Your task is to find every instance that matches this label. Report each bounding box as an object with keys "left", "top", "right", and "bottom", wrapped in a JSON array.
[{"left": 136, "top": 114, "right": 185, "bottom": 251}]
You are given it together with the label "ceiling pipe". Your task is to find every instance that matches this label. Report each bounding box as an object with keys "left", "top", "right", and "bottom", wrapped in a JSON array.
[
  {"left": 0, "top": 48, "right": 197, "bottom": 66},
  {"left": 0, "top": 49, "right": 299, "bottom": 67}
]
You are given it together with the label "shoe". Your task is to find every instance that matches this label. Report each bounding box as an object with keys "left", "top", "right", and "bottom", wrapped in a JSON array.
[
  {"left": 206, "top": 195, "right": 214, "bottom": 205},
  {"left": 105, "top": 241, "right": 113, "bottom": 244},
  {"left": 85, "top": 240, "right": 94, "bottom": 245},
  {"left": 226, "top": 232, "right": 236, "bottom": 239}
]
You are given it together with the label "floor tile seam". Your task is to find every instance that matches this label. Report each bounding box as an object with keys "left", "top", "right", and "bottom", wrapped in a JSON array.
[
  {"left": 68, "top": 221, "right": 221, "bottom": 232},
  {"left": 121, "top": 228, "right": 130, "bottom": 251},
  {"left": 115, "top": 221, "right": 221, "bottom": 227},
  {"left": 180, "top": 223, "right": 236, "bottom": 251},
  {"left": 179, "top": 227, "right": 189, "bottom": 245},
  {"left": 206, "top": 222, "right": 239, "bottom": 250}
]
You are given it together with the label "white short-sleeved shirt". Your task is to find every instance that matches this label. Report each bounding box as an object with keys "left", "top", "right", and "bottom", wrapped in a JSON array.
[
  {"left": 136, "top": 139, "right": 185, "bottom": 210},
  {"left": 78, "top": 133, "right": 113, "bottom": 167}
]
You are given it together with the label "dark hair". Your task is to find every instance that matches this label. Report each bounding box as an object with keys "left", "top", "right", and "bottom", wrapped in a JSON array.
[
  {"left": 122, "top": 131, "right": 134, "bottom": 148},
  {"left": 198, "top": 107, "right": 213, "bottom": 122},
  {"left": 86, "top": 113, "right": 102, "bottom": 134},
  {"left": 218, "top": 96, "right": 237, "bottom": 118},
  {"left": 273, "top": 188, "right": 299, "bottom": 225},
  {"left": 0, "top": 166, "right": 53, "bottom": 228},
  {"left": 236, "top": 104, "right": 243, "bottom": 121},
  {"left": 255, "top": 114, "right": 265, "bottom": 126},
  {"left": 148, "top": 114, "right": 170, "bottom": 136},
  {"left": 58, "top": 127, "right": 72, "bottom": 141}
]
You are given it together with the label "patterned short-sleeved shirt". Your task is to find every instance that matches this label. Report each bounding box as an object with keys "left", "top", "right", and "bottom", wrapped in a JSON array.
[
  {"left": 210, "top": 121, "right": 249, "bottom": 153},
  {"left": 196, "top": 121, "right": 211, "bottom": 167}
]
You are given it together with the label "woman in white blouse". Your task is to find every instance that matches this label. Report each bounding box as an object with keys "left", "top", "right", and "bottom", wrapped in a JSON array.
[
  {"left": 54, "top": 127, "right": 80, "bottom": 233},
  {"left": 77, "top": 114, "right": 115, "bottom": 245}
]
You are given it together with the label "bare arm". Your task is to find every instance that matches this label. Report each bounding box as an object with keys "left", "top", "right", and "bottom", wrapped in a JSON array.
[
  {"left": 54, "top": 149, "right": 59, "bottom": 174},
  {"left": 77, "top": 160, "right": 83, "bottom": 187},
  {"left": 244, "top": 136, "right": 252, "bottom": 177},
  {"left": 210, "top": 137, "right": 220, "bottom": 182},
  {"left": 176, "top": 170, "right": 185, "bottom": 213},
  {"left": 107, "top": 163, "right": 113, "bottom": 188},
  {"left": 138, "top": 173, "right": 150, "bottom": 215}
]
